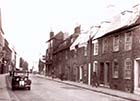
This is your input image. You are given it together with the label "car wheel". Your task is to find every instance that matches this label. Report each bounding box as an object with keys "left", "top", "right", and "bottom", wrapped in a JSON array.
[{"left": 28, "top": 87, "right": 31, "bottom": 90}]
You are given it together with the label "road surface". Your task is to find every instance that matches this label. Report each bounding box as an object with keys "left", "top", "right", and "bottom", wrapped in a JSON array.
[{"left": 7, "top": 74, "right": 129, "bottom": 101}]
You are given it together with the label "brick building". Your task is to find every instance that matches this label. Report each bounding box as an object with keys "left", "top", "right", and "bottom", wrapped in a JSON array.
[
  {"left": 91, "top": 4, "right": 140, "bottom": 94},
  {"left": 2, "top": 39, "right": 12, "bottom": 73},
  {"left": 44, "top": 4, "right": 140, "bottom": 95},
  {"left": 0, "top": 9, "right": 6, "bottom": 74},
  {"left": 53, "top": 26, "right": 80, "bottom": 80},
  {"left": 45, "top": 31, "right": 65, "bottom": 76}
]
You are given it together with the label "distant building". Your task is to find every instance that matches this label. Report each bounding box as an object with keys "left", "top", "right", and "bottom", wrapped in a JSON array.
[
  {"left": 45, "top": 31, "right": 65, "bottom": 76},
  {"left": 2, "top": 39, "right": 12, "bottom": 73},
  {"left": 53, "top": 26, "right": 81, "bottom": 80},
  {"left": 0, "top": 8, "right": 6, "bottom": 74}
]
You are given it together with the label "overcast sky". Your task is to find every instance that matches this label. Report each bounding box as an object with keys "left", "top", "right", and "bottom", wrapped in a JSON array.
[{"left": 0, "top": 0, "right": 139, "bottom": 69}]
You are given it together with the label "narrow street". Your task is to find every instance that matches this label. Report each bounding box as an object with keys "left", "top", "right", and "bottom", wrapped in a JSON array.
[{"left": 7, "top": 74, "right": 129, "bottom": 101}]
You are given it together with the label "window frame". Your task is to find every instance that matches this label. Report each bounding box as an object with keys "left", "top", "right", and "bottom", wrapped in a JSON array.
[
  {"left": 84, "top": 46, "right": 87, "bottom": 56},
  {"left": 125, "top": 32, "right": 132, "bottom": 51},
  {"left": 93, "top": 61, "right": 98, "bottom": 73},
  {"left": 93, "top": 40, "right": 99, "bottom": 55},
  {"left": 112, "top": 59, "right": 119, "bottom": 78},
  {"left": 124, "top": 58, "right": 132, "bottom": 79},
  {"left": 113, "top": 35, "right": 119, "bottom": 52},
  {"left": 102, "top": 38, "right": 108, "bottom": 54}
]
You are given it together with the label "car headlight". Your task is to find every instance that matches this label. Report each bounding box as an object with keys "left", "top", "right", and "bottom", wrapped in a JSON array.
[
  {"left": 16, "top": 78, "right": 19, "bottom": 81},
  {"left": 24, "top": 78, "right": 27, "bottom": 81}
]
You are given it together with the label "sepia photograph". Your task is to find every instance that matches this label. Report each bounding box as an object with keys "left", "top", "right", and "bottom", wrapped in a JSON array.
[{"left": 0, "top": 0, "right": 140, "bottom": 101}]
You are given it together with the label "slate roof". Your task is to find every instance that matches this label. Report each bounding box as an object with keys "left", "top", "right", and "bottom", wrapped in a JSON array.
[
  {"left": 93, "top": 4, "right": 140, "bottom": 39},
  {"left": 53, "top": 33, "right": 79, "bottom": 54},
  {"left": 70, "top": 26, "right": 100, "bottom": 50}
]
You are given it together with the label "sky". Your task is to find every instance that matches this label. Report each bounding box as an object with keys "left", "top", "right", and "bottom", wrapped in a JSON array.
[{"left": 0, "top": 0, "right": 139, "bottom": 69}]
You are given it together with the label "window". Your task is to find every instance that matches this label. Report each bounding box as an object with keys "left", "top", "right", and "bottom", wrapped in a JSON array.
[
  {"left": 83, "top": 64, "right": 88, "bottom": 77},
  {"left": 71, "top": 38, "right": 74, "bottom": 43},
  {"left": 65, "top": 51, "right": 68, "bottom": 59},
  {"left": 113, "top": 35, "right": 119, "bottom": 51},
  {"left": 74, "top": 49, "right": 77, "bottom": 58},
  {"left": 125, "top": 32, "right": 132, "bottom": 51},
  {"left": 102, "top": 38, "right": 108, "bottom": 53},
  {"left": 124, "top": 58, "right": 132, "bottom": 79},
  {"left": 93, "top": 61, "right": 98, "bottom": 73},
  {"left": 93, "top": 40, "right": 98, "bottom": 55},
  {"left": 84, "top": 46, "right": 87, "bottom": 56},
  {"left": 112, "top": 59, "right": 119, "bottom": 78}
]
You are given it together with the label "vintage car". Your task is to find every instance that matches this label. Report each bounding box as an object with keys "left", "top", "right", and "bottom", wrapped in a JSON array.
[{"left": 11, "top": 70, "right": 31, "bottom": 90}]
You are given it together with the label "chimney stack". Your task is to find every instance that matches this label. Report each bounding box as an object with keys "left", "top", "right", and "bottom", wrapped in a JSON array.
[{"left": 74, "top": 25, "right": 81, "bottom": 33}]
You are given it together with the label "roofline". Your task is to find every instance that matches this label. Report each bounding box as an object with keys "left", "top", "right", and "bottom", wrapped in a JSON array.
[
  {"left": 1, "top": 27, "right": 5, "bottom": 35},
  {"left": 93, "top": 22, "right": 140, "bottom": 40}
]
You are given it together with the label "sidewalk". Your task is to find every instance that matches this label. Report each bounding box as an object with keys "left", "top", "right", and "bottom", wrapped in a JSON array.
[
  {"left": 0, "top": 74, "right": 11, "bottom": 101},
  {"left": 37, "top": 74, "right": 140, "bottom": 101}
]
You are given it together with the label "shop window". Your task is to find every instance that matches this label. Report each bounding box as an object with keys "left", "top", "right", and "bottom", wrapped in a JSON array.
[
  {"left": 113, "top": 35, "right": 119, "bottom": 52},
  {"left": 125, "top": 32, "right": 132, "bottom": 51},
  {"left": 112, "top": 59, "right": 119, "bottom": 78},
  {"left": 93, "top": 40, "right": 98, "bottom": 55},
  {"left": 124, "top": 58, "right": 132, "bottom": 79}
]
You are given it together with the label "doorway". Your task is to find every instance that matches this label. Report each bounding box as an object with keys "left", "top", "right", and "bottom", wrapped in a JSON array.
[
  {"left": 105, "top": 62, "right": 110, "bottom": 87},
  {"left": 100, "top": 62, "right": 104, "bottom": 84},
  {"left": 79, "top": 66, "right": 83, "bottom": 82},
  {"left": 100, "top": 62, "right": 110, "bottom": 87},
  {"left": 134, "top": 59, "right": 140, "bottom": 95}
]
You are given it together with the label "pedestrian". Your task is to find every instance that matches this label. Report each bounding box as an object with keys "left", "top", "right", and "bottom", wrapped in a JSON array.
[
  {"left": 92, "top": 72, "right": 99, "bottom": 87},
  {"left": 60, "top": 73, "right": 64, "bottom": 81}
]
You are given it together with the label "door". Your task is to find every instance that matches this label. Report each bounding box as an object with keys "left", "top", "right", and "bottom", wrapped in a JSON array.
[
  {"left": 100, "top": 62, "right": 104, "bottom": 84},
  {"left": 134, "top": 59, "right": 140, "bottom": 95},
  {"left": 105, "top": 62, "right": 110, "bottom": 86},
  {"left": 79, "top": 66, "right": 83, "bottom": 82}
]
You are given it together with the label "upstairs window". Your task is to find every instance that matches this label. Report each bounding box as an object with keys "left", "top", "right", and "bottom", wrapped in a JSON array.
[
  {"left": 112, "top": 59, "right": 119, "bottom": 78},
  {"left": 74, "top": 49, "right": 77, "bottom": 58},
  {"left": 93, "top": 40, "right": 99, "bottom": 55},
  {"left": 125, "top": 32, "right": 132, "bottom": 51},
  {"left": 84, "top": 46, "right": 87, "bottom": 56},
  {"left": 124, "top": 58, "right": 132, "bottom": 79},
  {"left": 113, "top": 35, "right": 119, "bottom": 52},
  {"left": 65, "top": 51, "right": 68, "bottom": 60},
  {"left": 102, "top": 38, "right": 108, "bottom": 54}
]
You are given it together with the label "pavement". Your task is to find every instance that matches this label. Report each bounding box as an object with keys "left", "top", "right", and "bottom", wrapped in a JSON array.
[
  {"left": 0, "top": 74, "right": 11, "bottom": 101},
  {"left": 37, "top": 74, "right": 140, "bottom": 101}
]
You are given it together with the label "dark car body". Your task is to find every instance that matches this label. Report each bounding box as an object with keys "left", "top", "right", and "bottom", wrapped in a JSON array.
[{"left": 11, "top": 70, "right": 31, "bottom": 90}]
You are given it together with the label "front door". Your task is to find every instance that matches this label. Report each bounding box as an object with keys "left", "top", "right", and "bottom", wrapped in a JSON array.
[
  {"left": 100, "top": 62, "right": 104, "bottom": 84},
  {"left": 100, "top": 62, "right": 110, "bottom": 87},
  {"left": 104, "top": 62, "right": 110, "bottom": 87},
  {"left": 79, "top": 66, "right": 83, "bottom": 82},
  {"left": 134, "top": 59, "right": 140, "bottom": 95}
]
